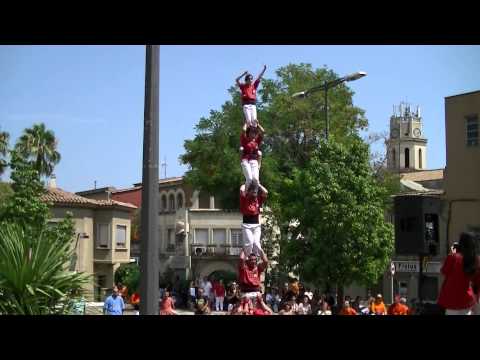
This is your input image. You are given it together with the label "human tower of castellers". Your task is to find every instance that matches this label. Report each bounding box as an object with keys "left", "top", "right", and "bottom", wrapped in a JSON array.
[{"left": 233, "top": 65, "right": 273, "bottom": 315}]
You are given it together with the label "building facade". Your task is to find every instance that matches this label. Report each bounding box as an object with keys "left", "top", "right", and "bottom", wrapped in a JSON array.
[
  {"left": 111, "top": 177, "right": 246, "bottom": 283},
  {"left": 444, "top": 90, "right": 480, "bottom": 246},
  {"left": 43, "top": 182, "right": 136, "bottom": 301}
]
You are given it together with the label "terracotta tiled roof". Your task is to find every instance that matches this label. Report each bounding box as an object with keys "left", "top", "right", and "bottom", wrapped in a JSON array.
[
  {"left": 158, "top": 176, "right": 183, "bottom": 184},
  {"left": 133, "top": 176, "right": 184, "bottom": 187},
  {"left": 42, "top": 187, "right": 98, "bottom": 206},
  {"left": 111, "top": 186, "right": 142, "bottom": 194},
  {"left": 400, "top": 169, "right": 444, "bottom": 182},
  {"left": 96, "top": 199, "right": 137, "bottom": 209},
  {"left": 42, "top": 187, "right": 137, "bottom": 210}
]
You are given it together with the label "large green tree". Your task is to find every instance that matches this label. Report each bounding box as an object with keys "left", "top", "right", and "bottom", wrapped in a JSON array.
[
  {"left": 280, "top": 138, "right": 394, "bottom": 299},
  {"left": 15, "top": 123, "right": 61, "bottom": 177},
  {"left": 181, "top": 63, "right": 394, "bottom": 291}
]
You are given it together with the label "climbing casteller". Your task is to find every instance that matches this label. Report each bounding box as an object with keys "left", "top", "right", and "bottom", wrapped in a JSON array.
[
  {"left": 236, "top": 65, "right": 267, "bottom": 129},
  {"left": 238, "top": 248, "right": 269, "bottom": 301},
  {"left": 240, "top": 124, "right": 264, "bottom": 191},
  {"left": 240, "top": 183, "right": 268, "bottom": 256}
]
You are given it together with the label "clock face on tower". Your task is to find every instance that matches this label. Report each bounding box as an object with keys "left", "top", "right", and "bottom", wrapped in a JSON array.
[
  {"left": 391, "top": 128, "right": 399, "bottom": 139},
  {"left": 413, "top": 128, "right": 421, "bottom": 138}
]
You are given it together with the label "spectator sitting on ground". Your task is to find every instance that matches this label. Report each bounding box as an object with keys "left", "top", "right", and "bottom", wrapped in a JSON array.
[
  {"left": 351, "top": 296, "right": 361, "bottom": 313},
  {"left": 229, "top": 297, "right": 243, "bottom": 315},
  {"left": 339, "top": 300, "right": 357, "bottom": 315},
  {"left": 317, "top": 301, "right": 332, "bottom": 315},
  {"left": 194, "top": 287, "right": 211, "bottom": 315},
  {"left": 278, "top": 302, "right": 294, "bottom": 315},
  {"left": 371, "top": 294, "right": 387, "bottom": 315},
  {"left": 253, "top": 293, "right": 274, "bottom": 315},
  {"left": 388, "top": 295, "right": 409, "bottom": 315},
  {"left": 159, "top": 290, "right": 177, "bottom": 315},
  {"left": 297, "top": 295, "right": 312, "bottom": 315},
  {"left": 239, "top": 296, "right": 254, "bottom": 315},
  {"left": 288, "top": 295, "right": 299, "bottom": 314},
  {"left": 226, "top": 282, "right": 239, "bottom": 312}
]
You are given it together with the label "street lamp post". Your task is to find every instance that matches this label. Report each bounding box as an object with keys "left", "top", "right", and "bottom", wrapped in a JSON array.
[
  {"left": 140, "top": 45, "right": 160, "bottom": 315},
  {"left": 292, "top": 71, "right": 367, "bottom": 140}
]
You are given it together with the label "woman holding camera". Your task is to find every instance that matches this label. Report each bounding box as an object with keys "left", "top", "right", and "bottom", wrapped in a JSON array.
[{"left": 438, "top": 232, "right": 480, "bottom": 315}]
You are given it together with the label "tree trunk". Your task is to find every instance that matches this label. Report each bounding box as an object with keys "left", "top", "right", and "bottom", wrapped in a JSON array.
[{"left": 336, "top": 284, "right": 344, "bottom": 315}]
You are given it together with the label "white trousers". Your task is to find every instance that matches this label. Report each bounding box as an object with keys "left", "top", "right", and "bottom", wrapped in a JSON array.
[
  {"left": 243, "top": 104, "right": 258, "bottom": 128},
  {"left": 242, "top": 223, "right": 262, "bottom": 256},
  {"left": 215, "top": 296, "right": 224, "bottom": 311},
  {"left": 241, "top": 159, "right": 259, "bottom": 190},
  {"left": 445, "top": 308, "right": 473, "bottom": 315}
]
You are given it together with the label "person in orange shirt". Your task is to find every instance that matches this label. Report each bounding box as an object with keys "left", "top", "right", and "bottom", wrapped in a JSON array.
[
  {"left": 339, "top": 301, "right": 357, "bottom": 315},
  {"left": 388, "top": 295, "right": 409, "bottom": 315},
  {"left": 371, "top": 294, "right": 387, "bottom": 315}
]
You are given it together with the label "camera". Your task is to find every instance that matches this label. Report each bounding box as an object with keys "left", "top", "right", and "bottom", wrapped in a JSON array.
[{"left": 452, "top": 242, "right": 460, "bottom": 251}]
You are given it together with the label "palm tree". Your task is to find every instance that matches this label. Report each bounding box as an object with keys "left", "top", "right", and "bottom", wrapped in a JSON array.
[
  {"left": 0, "top": 222, "right": 89, "bottom": 314},
  {"left": 15, "top": 123, "right": 61, "bottom": 177},
  {"left": 0, "top": 129, "right": 9, "bottom": 176}
]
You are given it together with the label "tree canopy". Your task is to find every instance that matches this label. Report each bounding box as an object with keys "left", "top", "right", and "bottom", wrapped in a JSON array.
[{"left": 181, "top": 63, "right": 395, "bottom": 289}]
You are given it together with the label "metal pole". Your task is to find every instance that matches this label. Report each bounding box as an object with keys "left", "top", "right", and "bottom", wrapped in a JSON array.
[
  {"left": 140, "top": 45, "right": 160, "bottom": 315},
  {"left": 324, "top": 84, "right": 329, "bottom": 140}
]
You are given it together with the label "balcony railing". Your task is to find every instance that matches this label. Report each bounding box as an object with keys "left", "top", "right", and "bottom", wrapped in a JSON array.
[{"left": 191, "top": 244, "right": 242, "bottom": 257}]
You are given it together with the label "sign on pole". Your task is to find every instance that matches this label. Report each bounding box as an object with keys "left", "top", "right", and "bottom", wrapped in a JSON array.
[{"left": 391, "top": 262, "right": 396, "bottom": 276}]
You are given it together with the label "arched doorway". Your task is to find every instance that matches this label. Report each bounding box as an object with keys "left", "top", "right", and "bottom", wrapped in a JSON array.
[{"left": 196, "top": 261, "right": 237, "bottom": 281}]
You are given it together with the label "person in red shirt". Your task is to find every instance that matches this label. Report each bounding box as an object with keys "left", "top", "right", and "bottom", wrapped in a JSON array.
[
  {"left": 240, "top": 183, "right": 268, "bottom": 256},
  {"left": 159, "top": 290, "right": 177, "bottom": 315},
  {"left": 240, "top": 125, "right": 264, "bottom": 191},
  {"left": 438, "top": 232, "right": 480, "bottom": 315},
  {"left": 238, "top": 248, "right": 268, "bottom": 298},
  {"left": 339, "top": 301, "right": 357, "bottom": 315},
  {"left": 388, "top": 295, "right": 409, "bottom": 315},
  {"left": 236, "top": 65, "right": 267, "bottom": 129},
  {"left": 214, "top": 279, "right": 226, "bottom": 312},
  {"left": 249, "top": 293, "right": 274, "bottom": 316}
]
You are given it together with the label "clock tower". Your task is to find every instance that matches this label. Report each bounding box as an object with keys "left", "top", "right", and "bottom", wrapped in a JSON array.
[{"left": 387, "top": 102, "right": 427, "bottom": 171}]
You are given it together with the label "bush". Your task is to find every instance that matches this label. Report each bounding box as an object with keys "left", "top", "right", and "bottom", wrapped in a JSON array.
[{"left": 114, "top": 263, "right": 140, "bottom": 294}]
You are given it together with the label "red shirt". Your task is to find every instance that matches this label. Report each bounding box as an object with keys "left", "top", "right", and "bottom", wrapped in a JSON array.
[
  {"left": 388, "top": 303, "right": 409, "bottom": 315},
  {"left": 339, "top": 307, "right": 357, "bottom": 315},
  {"left": 240, "top": 133, "right": 263, "bottom": 161},
  {"left": 240, "top": 190, "right": 266, "bottom": 217},
  {"left": 239, "top": 79, "right": 260, "bottom": 105},
  {"left": 438, "top": 253, "right": 476, "bottom": 310},
  {"left": 238, "top": 261, "right": 266, "bottom": 291},
  {"left": 214, "top": 283, "right": 225, "bottom": 297},
  {"left": 253, "top": 308, "right": 270, "bottom": 316}
]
